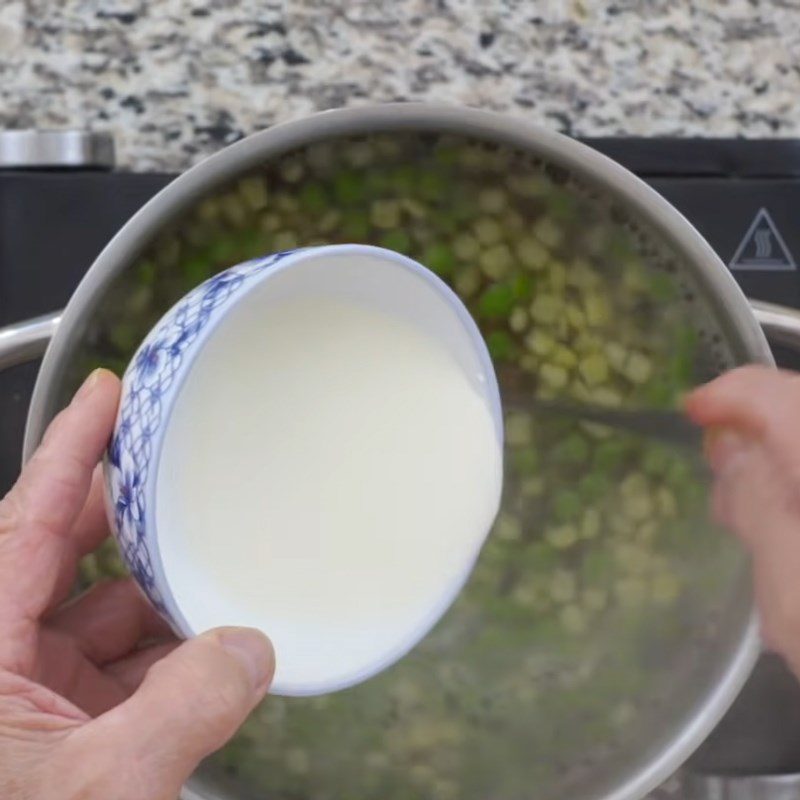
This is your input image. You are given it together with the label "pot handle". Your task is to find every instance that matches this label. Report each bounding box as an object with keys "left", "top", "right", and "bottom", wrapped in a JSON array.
[
  {"left": 749, "top": 300, "right": 800, "bottom": 352},
  {"left": 1, "top": 303, "right": 800, "bottom": 371},
  {"left": 0, "top": 312, "right": 61, "bottom": 371},
  {"left": 681, "top": 771, "right": 800, "bottom": 800}
]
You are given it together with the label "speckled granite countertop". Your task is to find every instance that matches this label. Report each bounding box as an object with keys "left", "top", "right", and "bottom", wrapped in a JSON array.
[
  {"left": 0, "top": 2, "right": 796, "bottom": 797},
  {"left": 1, "top": 0, "right": 799, "bottom": 172}
]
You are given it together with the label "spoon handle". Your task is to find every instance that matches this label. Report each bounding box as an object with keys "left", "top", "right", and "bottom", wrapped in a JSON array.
[{"left": 529, "top": 398, "right": 702, "bottom": 449}]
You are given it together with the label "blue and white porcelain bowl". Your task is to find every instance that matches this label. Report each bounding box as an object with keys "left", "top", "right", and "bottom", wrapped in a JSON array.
[{"left": 103, "top": 243, "right": 503, "bottom": 695}]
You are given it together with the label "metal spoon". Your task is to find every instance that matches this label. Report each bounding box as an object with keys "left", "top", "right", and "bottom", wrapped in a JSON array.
[{"left": 521, "top": 397, "right": 702, "bottom": 449}]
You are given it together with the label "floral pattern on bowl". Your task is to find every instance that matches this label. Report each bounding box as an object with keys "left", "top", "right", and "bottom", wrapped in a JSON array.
[{"left": 104, "top": 249, "right": 299, "bottom": 626}]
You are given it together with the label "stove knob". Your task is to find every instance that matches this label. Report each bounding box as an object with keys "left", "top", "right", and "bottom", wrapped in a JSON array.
[{"left": 0, "top": 130, "right": 115, "bottom": 170}]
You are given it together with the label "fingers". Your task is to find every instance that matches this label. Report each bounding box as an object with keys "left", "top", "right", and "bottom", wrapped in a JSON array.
[
  {"left": 46, "top": 579, "right": 174, "bottom": 665},
  {"left": 685, "top": 365, "right": 800, "bottom": 440},
  {"left": 85, "top": 628, "right": 274, "bottom": 796},
  {"left": 693, "top": 367, "right": 800, "bottom": 671},
  {"left": 0, "top": 370, "right": 120, "bottom": 619},
  {"left": 45, "top": 467, "right": 113, "bottom": 611},
  {"left": 69, "top": 466, "right": 112, "bottom": 557},
  {"left": 104, "top": 641, "right": 179, "bottom": 694},
  {"left": 5, "top": 370, "right": 120, "bottom": 534}
]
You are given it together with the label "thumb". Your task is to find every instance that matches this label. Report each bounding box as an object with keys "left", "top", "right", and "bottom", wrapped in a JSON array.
[{"left": 85, "top": 627, "right": 274, "bottom": 796}]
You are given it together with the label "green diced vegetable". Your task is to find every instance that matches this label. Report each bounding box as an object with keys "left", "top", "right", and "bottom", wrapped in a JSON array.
[
  {"left": 552, "top": 433, "right": 589, "bottom": 464},
  {"left": 333, "top": 170, "right": 365, "bottom": 204},
  {"left": 547, "top": 189, "right": 578, "bottom": 221},
  {"left": 642, "top": 446, "right": 670, "bottom": 477},
  {"left": 530, "top": 294, "right": 560, "bottom": 324},
  {"left": 625, "top": 352, "right": 652, "bottom": 384},
  {"left": 495, "top": 514, "right": 523, "bottom": 541},
  {"left": 592, "top": 386, "right": 623, "bottom": 407},
  {"left": 387, "top": 165, "right": 415, "bottom": 193},
  {"left": 606, "top": 342, "right": 628, "bottom": 372},
  {"left": 621, "top": 471, "right": 648, "bottom": 497},
  {"left": 453, "top": 233, "right": 480, "bottom": 261},
  {"left": 593, "top": 439, "right": 628, "bottom": 471},
  {"left": 259, "top": 212, "right": 281, "bottom": 232},
  {"left": 608, "top": 230, "right": 637, "bottom": 261},
  {"left": 525, "top": 330, "right": 556, "bottom": 356},
  {"left": 506, "top": 413, "right": 533, "bottom": 446},
  {"left": 581, "top": 507, "right": 601, "bottom": 539},
  {"left": 579, "top": 353, "right": 609, "bottom": 385},
  {"left": 370, "top": 199, "right": 401, "bottom": 229},
  {"left": 670, "top": 326, "right": 698, "bottom": 386},
  {"left": 549, "top": 568, "right": 577, "bottom": 600},
  {"left": 512, "top": 446, "right": 539, "bottom": 475},
  {"left": 582, "top": 587, "right": 607, "bottom": 612},
  {"left": 434, "top": 145, "right": 458, "bottom": 166},
  {"left": 274, "top": 231, "right": 299, "bottom": 251},
  {"left": 279, "top": 158, "right": 305, "bottom": 183},
  {"left": 418, "top": 171, "right": 446, "bottom": 200},
  {"left": 509, "top": 306, "right": 529, "bottom": 333},
  {"left": 238, "top": 175, "right": 268, "bottom": 210},
  {"left": 454, "top": 265, "right": 482, "bottom": 297},
  {"left": 486, "top": 330, "right": 517, "bottom": 361},
  {"left": 109, "top": 322, "right": 140, "bottom": 352},
  {"left": 474, "top": 217, "right": 503, "bottom": 245},
  {"left": 539, "top": 363, "right": 568, "bottom": 390},
  {"left": 533, "top": 216, "right": 563, "bottom": 249},
  {"left": 510, "top": 173, "right": 552, "bottom": 198},
  {"left": 341, "top": 212, "right": 370, "bottom": 241},
  {"left": 299, "top": 183, "right": 328, "bottom": 213},
  {"left": 584, "top": 294, "right": 610, "bottom": 326},
  {"left": 553, "top": 489, "right": 581, "bottom": 522},
  {"left": 566, "top": 304, "right": 586, "bottom": 330},
  {"left": 644, "top": 379, "right": 675, "bottom": 408},
  {"left": 616, "top": 577, "right": 647, "bottom": 608},
  {"left": 516, "top": 236, "right": 549, "bottom": 270},
  {"left": 552, "top": 345, "right": 578, "bottom": 369},
  {"left": 197, "top": 197, "right": 220, "bottom": 221},
  {"left": 479, "top": 284, "right": 516, "bottom": 320},
  {"left": 155, "top": 235, "right": 180, "bottom": 267},
  {"left": 345, "top": 141, "right": 374, "bottom": 168},
  {"left": 647, "top": 271, "right": 677, "bottom": 301},
  {"left": 579, "top": 472, "right": 612, "bottom": 502},
  {"left": 480, "top": 244, "right": 513, "bottom": 279},
  {"left": 652, "top": 572, "right": 681, "bottom": 605},
  {"left": 380, "top": 230, "right": 411, "bottom": 253},
  {"left": 209, "top": 236, "right": 238, "bottom": 264},
  {"left": 137, "top": 260, "right": 156, "bottom": 286},
  {"left": 183, "top": 256, "right": 213, "bottom": 285},
  {"left": 581, "top": 549, "right": 615, "bottom": 584},
  {"left": 657, "top": 486, "right": 677, "bottom": 517},
  {"left": 560, "top": 604, "right": 587, "bottom": 634},
  {"left": 479, "top": 188, "right": 508, "bottom": 214},
  {"left": 423, "top": 243, "right": 456, "bottom": 276},
  {"left": 511, "top": 273, "right": 534, "bottom": 301},
  {"left": 274, "top": 193, "right": 298, "bottom": 214},
  {"left": 666, "top": 457, "right": 692, "bottom": 488}
]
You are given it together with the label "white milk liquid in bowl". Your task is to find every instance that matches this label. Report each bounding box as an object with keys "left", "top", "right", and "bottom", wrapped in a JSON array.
[{"left": 156, "top": 249, "right": 504, "bottom": 695}]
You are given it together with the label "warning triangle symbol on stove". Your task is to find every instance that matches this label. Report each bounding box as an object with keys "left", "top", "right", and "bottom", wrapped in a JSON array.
[{"left": 729, "top": 207, "right": 797, "bottom": 271}]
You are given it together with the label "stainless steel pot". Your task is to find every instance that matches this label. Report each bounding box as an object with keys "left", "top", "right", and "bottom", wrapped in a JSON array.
[{"left": 3, "top": 104, "right": 800, "bottom": 800}]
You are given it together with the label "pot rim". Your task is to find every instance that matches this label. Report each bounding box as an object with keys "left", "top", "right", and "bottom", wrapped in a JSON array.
[{"left": 23, "top": 102, "right": 768, "bottom": 800}]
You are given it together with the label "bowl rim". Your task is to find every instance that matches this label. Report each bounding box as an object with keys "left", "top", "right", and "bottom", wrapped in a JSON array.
[{"left": 22, "top": 102, "right": 770, "bottom": 800}]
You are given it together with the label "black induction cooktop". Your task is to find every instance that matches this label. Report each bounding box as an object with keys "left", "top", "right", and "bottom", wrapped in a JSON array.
[{"left": 2, "top": 134, "right": 800, "bottom": 791}]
